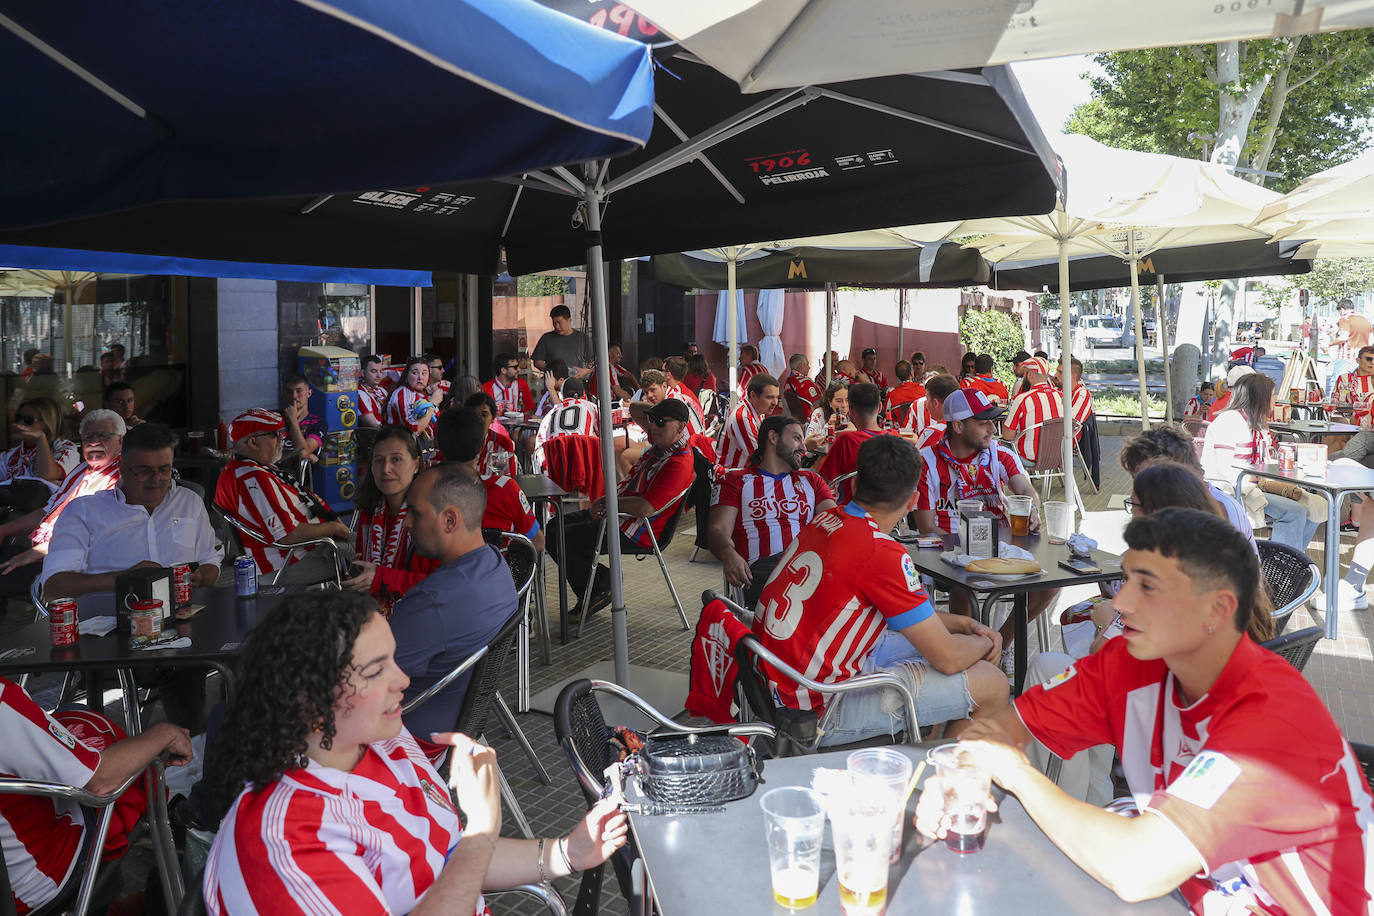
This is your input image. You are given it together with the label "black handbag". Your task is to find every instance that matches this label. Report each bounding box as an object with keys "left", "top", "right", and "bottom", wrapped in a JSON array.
[{"left": 627, "top": 731, "right": 764, "bottom": 810}]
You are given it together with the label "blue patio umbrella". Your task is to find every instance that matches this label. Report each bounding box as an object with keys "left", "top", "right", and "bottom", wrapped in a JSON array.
[{"left": 0, "top": 0, "right": 654, "bottom": 230}]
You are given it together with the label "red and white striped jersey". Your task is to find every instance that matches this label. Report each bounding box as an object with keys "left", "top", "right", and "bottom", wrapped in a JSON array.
[
  {"left": 1018, "top": 636, "right": 1374, "bottom": 916},
  {"left": 1202, "top": 412, "right": 1273, "bottom": 475},
  {"left": 617, "top": 441, "right": 695, "bottom": 547},
  {"left": 32, "top": 460, "right": 121, "bottom": 547},
  {"left": 0, "top": 440, "right": 80, "bottom": 486},
  {"left": 736, "top": 362, "right": 767, "bottom": 393},
  {"left": 715, "top": 467, "right": 834, "bottom": 564},
  {"left": 204, "top": 731, "right": 490, "bottom": 916},
  {"left": 785, "top": 373, "right": 822, "bottom": 409},
  {"left": 752, "top": 504, "right": 934, "bottom": 712},
  {"left": 480, "top": 472, "right": 539, "bottom": 539},
  {"left": 665, "top": 385, "right": 706, "bottom": 434},
  {"left": 1004, "top": 382, "right": 1066, "bottom": 464},
  {"left": 861, "top": 368, "right": 888, "bottom": 391},
  {"left": 356, "top": 384, "right": 388, "bottom": 426},
  {"left": 917, "top": 439, "right": 1027, "bottom": 533},
  {"left": 1333, "top": 370, "right": 1374, "bottom": 427},
  {"left": 476, "top": 428, "right": 517, "bottom": 478},
  {"left": 386, "top": 387, "right": 436, "bottom": 438},
  {"left": 535, "top": 398, "right": 600, "bottom": 470},
  {"left": 0, "top": 677, "right": 101, "bottom": 916},
  {"left": 913, "top": 422, "right": 945, "bottom": 451},
  {"left": 588, "top": 363, "right": 636, "bottom": 399},
  {"left": 214, "top": 459, "right": 314, "bottom": 573},
  {"left": 1184, "top": 396, "right": 1211, "bottom": 419},
  {"left": 483, "top": 377, "right": 534, "bottom": 415},
  {"left": 903, "top": 397, "right": 933, "bottom": 435},
  {"left": 1070, "top": 383, "right": 1093, "bottom": 435},
  {"left": 719, "top": 401, "right": 761, "bottom": 469}
]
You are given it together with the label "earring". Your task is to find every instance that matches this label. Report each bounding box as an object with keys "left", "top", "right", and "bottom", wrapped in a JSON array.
[{"left": 1206, "top": 624, "right": 1216, "bottom": 636}]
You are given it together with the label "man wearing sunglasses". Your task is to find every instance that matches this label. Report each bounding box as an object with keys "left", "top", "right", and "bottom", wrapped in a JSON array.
[
  {"left": 1330, "top": 346, "right": 1374, "bottom": 467},
  {"left": 0, "top": 409, "right": 126, "bottom": 596},
  {"left": 547, "top": 398, "right": 696, "bottom": 623}
]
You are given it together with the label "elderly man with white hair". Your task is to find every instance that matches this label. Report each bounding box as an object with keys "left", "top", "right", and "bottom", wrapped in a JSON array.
[{"left": 0, "top": 408, "right": 127, "bottom": 596}]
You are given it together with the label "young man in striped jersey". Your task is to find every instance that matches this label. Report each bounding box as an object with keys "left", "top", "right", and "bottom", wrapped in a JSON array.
[
  {"left": 719, "top": 372, "right": 779, "bottom": 469},
  {"left": 1003, "top": 367, "right": 1065, "bottom": 465},
  {"left": 918, "top": 508, "right": 1374, "bottom": 915},
  {"left": 709, "top": 415, "right": 836, "bottom": 609},
  {"left": 752, "top": 435, "right": 1009, "bottom": 746}
]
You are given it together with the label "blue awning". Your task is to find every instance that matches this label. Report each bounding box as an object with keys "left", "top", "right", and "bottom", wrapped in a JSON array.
[{"left": 0, "top": 245, "right": 431, "bottom": 287}]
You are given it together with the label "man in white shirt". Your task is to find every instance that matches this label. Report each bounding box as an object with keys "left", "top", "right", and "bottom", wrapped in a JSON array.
[{"left": 41, "top": 422, "right": 222, "bottom": 601}]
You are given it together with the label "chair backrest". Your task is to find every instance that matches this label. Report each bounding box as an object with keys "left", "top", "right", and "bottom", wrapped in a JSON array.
[
  {"left": 1255, "top": 538, "right": 1321, "bottom": 635},
  {"left": 828, "top": 469, "right": 858, "bottom": 504},
  {"left": 1025, "top": 416, "right": 1067, "bottom": 471},
  {"left": 1259, "top": 625, "right": 1324, "bottom": 672},
  {"left": 483, "top": 529, "right": 538, "bottom": 599},
  {"left": 887, "top": 400, "right": 913, "bottom": 429},
  {"left": 1182, "top": 417, "right": 1210, "bottom": 438},
  {"left": 553, "top": 678, "right": 617, "bottom": 806},
  {"left": 783, "top": 388, "right": 810, "bottom": 421},
  {"left": 453, "top": 603, "right": 525, "bottom": 738},
  {"left": 1350, "top": 741, "right": 1374, "bottom": 789},
  {"left": 541, "top": 433, "right": 604, "bottom": 500}
]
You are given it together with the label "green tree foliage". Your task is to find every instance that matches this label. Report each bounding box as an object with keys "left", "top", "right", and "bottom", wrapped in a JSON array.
[
  {"left": 1266, "top": 257, "right": 1374, "bottom": 307},
  {"left": 959, "top": 309, "right": 1024, "bottom": 388},
  {"left": 515, "top": 274, "right": 569, "bottom": 297},
  {"left": 1066, "top": 32, "right": 1374, "bottom": 190}
]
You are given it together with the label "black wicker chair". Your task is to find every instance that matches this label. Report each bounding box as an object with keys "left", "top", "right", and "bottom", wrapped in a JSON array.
[
  {"left": 553, "top": 678, "right": 771, "bottom": 916},
  {"left": 1256, "top": 539, "right": 1321, "bottom": 636},
  {"left": 1259, "top": 626, "right": 1324, "bottom": 672}
]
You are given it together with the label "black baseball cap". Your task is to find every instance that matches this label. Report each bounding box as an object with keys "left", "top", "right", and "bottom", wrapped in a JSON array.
[{"left": 647, "top": 399, "right": 690, "bottom": 423}]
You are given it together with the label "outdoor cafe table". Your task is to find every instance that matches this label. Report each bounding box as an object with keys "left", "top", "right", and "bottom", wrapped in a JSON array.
[
  {"left": 906, "top": 533, "right": 1123, "bottom": 695},
  {"left": 0, "top": 584, "right": 294, "bottom": 913},
  {"left": 626, "top": 743, "right": 1183, "bottom": 915},
  {"left": 1269, "top": 419, "right": 1360, "bottom": 443},
  {"left": 1234, "top": 460, "right": 1374, "bottom": 639},
  {"left": 518, "top": 474, "right": 572, "bottom": 646}
]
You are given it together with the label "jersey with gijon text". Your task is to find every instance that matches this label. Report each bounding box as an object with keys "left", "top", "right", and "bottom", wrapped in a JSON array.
[
  {"left": 1017, "top": 636, "right": 1374, "bottom": 916},
  {"left": 716, "top": 466, "right": 833, "bottom": 564},
  {"left": 917, "top": 438, "right": 1026, "bottom": 533},
  {"left": 752, "top": 504, "right": 933, "bottom": 713}
]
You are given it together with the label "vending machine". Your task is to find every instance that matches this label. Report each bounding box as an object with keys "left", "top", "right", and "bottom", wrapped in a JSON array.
[{"left": 297, "top": 345, "right": 360, "bottom": 510}]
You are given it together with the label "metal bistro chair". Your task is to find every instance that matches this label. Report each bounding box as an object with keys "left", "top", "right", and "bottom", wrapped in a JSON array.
[
  {"left": 400, "top": 602, "right": 548, "bottom": 838},
  {"left": 211, "top": 504, "right": 344, "bottom": 588},
  {"left": 553, "top": 678, "right": 773, "bottom": 916},
  {"left": 1182, "top": 417, "right": 1211, "bottom": 439},
  {"left": 827, "top": 469, "right": 858, "bottom": 504},
  {"left": 705, "top": 590, "right": 920, "bottom": 758},
  {"left": 1013, "top": 417, "right": 1081, "bottom": 508},
  {"left": 577, "top": 483, "right": 695, "bottom": 638},
  {"left": 1259, "top": 625, "right": 1324, "bottom": 673},
  {"left": 482, "top": 528, "right": 552, "bottom": 711},
  {"left": 0, "top": 768, "right": 146, "bottom": 916},
  {"left": 1255, "top": 538, "right": 1321, "bottom": 637},
  {"left": 782, "top": 388, "right": 811, "bottom": 421}
]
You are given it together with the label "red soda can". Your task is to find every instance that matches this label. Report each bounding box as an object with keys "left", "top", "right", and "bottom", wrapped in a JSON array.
[
  {"left": 1279, "top": 444, "right": 1297, "bottom": 471},
  {"left": 172, "top": 564, "right": 192, "bottom": 607},
  {"left": 49, "top": 597, "right": 78, "bottom": 646},
  {"left": 129, "top": 598, "right": 164, "bottom": 639}
]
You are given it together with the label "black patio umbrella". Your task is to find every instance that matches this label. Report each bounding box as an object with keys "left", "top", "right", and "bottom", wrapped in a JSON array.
[
  {"left": 2, "top": 45, "right": 1061, "bottom": 688},
  {"left": 650, "top": 239, "right": 991, "bottom": 290},
  {"left": 988, "top": 239, "right": 1311, "bottom": 292}
]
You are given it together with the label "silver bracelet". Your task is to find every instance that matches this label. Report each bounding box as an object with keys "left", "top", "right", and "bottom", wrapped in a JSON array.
[
  {"left": 557, "top": 836, "right": 579, "bottom": 875},
  {"left": 536, "top": 837, "right": 550, "bottom": 884}
]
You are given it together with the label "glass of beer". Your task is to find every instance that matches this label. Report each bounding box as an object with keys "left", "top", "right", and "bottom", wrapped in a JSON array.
[
  {"left": 760, "top": 787, "right": 825, "bottom": 909},
  {"left": 1004, "top": 494, "right": 1034, "bottom": 537},
  {"left": 830, "top": 798, "right": 893, "bottom": 916},
  {"left": 846, "top": 748, "right": 913, "bottom": 863},
  {"left": 926, "top": 745, "right": 992, "bottom": 854}
]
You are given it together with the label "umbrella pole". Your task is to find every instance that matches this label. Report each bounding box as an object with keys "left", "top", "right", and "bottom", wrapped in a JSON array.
[
  {"left": 898, "top": 288, "right": 906, "bottom": 360},
  {"left": 825, "top": 283, "right": 834, "bottom": 381},
  {"left": 1128, "top": 234, "right": 1149, "bottom": 432},
  {"left": 728, "top": 253, "right": 739, "bottom": 414},
  {"left": 582, "top": 175, "right": 629, "bottom": 687},
  {"left": 1057, "top": 212, "right": 1077, "bottom": 511},
  {"left": 1157, "top": 274, "right": 1172, "bottom": 423}
]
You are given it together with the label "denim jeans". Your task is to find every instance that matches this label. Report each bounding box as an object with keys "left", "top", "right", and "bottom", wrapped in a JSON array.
[{"left": 1264, "top": 492, "right": 1321, "bottom": 552}]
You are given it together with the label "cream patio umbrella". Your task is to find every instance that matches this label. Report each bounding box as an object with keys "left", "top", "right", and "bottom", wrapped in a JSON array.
[
  {"left": 897, "top": 134, "right": 1286, "bottom": 507},
  {"left": 618, "top": 0, "right": 1374, "bottom": 93},
  {"left": 1253, "top": 152, "right": 1374, "bottom": 256}
]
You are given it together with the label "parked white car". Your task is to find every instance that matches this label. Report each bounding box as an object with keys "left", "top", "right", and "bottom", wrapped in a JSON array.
[{"left": 1079, "top": 315, "right": 1135, "bottom": 348}]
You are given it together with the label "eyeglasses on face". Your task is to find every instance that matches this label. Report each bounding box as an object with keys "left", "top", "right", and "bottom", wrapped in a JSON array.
[
  {"left": 650, "top": 416, "right": 677, "bottom": 428},
  {"left": 128, "top": 465, "right": 174, "bottom": 482},
  {"left": 14, "top": 414, "right": 38, "bottom": 426},
  {"left": 81, "top": 432, "right": 116, "bottom": 443},
  {"left": 1123, "top": 497, "right": 1142, "bottom": 515}
]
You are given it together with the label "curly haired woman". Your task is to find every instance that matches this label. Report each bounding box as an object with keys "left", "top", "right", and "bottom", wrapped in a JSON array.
[{"left": 203, "top": 592, "right": 626, "bottom": 915}]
